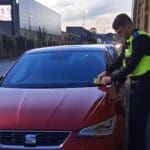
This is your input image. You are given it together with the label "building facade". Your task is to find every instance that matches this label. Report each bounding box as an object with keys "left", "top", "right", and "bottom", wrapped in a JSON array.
[
  {"left": 66, "top": 27, "right": 96, "bottom": 43},
  {"left": 66, "top": 27, "right": 115, "bottom": 44},
  {"left": 19, "top": 0, "right": 61, "bottom": 36},
  {"left": 0, "top": 0, "right": 62, "bottom": 58},
  {"left": 133, "top": 0, "right": 150, "bottom": 33},
  {"left": 0, "top": 0, "right": 61, "bottom": 37},
  {"left": 0, "top": 0, "right": 19, "bottom": 36}
]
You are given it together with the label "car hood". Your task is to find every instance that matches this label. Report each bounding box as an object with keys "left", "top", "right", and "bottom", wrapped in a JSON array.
[{"left": 0, "top": 87, "right": 105, "bottom": 130}]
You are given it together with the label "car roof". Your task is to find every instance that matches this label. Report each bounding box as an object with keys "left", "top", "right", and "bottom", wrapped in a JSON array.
[
  {"left": 99, "top": 44, "right": 114, "bottom": 47},
  {"left": 25, "top": 45, "right": 107, "bottom": 54}
]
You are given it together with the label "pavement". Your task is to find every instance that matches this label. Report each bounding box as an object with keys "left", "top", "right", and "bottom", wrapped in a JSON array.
[{"left": 0, "top": 58, "right": 16, "bottom": 76}]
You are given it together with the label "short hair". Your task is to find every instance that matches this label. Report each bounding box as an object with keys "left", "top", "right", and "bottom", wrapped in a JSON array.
[{"left": 112, "top": 14, "right": 133, "bottom": 30}]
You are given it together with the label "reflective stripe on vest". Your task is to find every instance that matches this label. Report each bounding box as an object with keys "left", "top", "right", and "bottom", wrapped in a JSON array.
[
  {"left": 124, "top": 31, "right": 150, "bottom": 77},
  {"left": 128, "top": 55, "right": 150, "bottom": 77},
  {"left": 122, "top": 40, "right": 130, "bottom": 68},
  {"left": 122, "top": 59, "right": 126, "bottom": 68}
]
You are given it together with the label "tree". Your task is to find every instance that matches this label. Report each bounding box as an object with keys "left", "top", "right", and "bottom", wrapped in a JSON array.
[{"left": 36, "top": 26, "right": 47, "bottom": 42}]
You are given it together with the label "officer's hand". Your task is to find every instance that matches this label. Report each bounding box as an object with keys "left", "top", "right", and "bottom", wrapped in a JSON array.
[
  {"left": 100, "top": 76, "right": 111, "bottom": 85},
  {"left": 98, "top": 71, "right": 107, "bottom": 80}
]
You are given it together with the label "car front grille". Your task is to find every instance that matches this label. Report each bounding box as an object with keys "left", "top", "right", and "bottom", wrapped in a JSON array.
[{"left": 0, "top": 131, "right": 71, "bottom": 149}]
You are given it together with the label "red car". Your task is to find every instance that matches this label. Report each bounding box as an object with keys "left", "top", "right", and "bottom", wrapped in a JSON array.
[{"left": 0, "top": 45, "right": 125, "bottom": 150}]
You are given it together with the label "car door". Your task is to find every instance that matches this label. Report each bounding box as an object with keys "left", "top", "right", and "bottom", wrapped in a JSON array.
[{"left": 103, "top": 50, "right": 125, "bottom": 116}]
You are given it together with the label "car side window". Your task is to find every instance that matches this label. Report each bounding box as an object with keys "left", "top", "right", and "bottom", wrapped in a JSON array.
[
  {"left": 109, "top": 47, "right": 118, "bottom": 62},
  {"left": 103, "top": 50, "right": 112, "bottom": 69}
]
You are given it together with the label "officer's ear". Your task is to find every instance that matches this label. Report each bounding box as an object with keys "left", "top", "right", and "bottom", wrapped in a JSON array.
[{"left": 126, "top": 23, "right": 134, "bottom": 34}]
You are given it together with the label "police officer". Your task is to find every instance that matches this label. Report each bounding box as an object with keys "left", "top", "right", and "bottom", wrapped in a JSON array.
[{"left": 99, "top": 14, "right": 150, "bottom": 150}]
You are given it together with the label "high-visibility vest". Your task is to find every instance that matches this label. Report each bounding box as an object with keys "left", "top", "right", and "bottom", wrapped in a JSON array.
[{"left": 123, "top": 30, "right": 150, "bottom": 77}]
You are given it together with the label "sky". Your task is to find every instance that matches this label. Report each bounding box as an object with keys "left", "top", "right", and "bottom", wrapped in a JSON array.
[{"left": 35, "top": 0, "right": 132, "bottom": 33}]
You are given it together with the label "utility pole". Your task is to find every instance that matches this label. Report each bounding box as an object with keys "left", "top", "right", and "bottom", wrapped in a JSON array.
[
  {"left": 28, "top": 12, "right": 31, "bottom": 39},
  {"left": 72, "top": 2, "right": 88, "bottom": 27}
]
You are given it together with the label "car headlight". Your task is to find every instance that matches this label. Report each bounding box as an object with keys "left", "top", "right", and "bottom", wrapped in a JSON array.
[{"left": 78, "top": 115, "right": 116, "bottom": 137}]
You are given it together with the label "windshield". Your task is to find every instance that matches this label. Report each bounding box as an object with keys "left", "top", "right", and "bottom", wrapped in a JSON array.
[{"left": 1, "top": 51, "right": 106, "bottom": 88}]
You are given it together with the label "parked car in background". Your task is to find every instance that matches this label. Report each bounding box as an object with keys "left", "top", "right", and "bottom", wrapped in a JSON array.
[{"left": 0, "top": 45, "right": 124, "bottom": 150}]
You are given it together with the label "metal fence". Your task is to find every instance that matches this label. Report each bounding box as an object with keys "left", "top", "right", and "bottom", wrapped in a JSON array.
[{"left": 0, "top": 35, "right": 71, "bottom": 58}]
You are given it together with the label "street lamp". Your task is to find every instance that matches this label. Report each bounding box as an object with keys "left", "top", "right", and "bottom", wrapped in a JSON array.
[
  {"left": 27, "top": 12, "right": 31, "bottom": 39},
  {"left": 83, "top": 10, "right": 88, "bottom": 27},
  {"left": 16, "top": 0, "right": 19, "bottom": 4}
]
